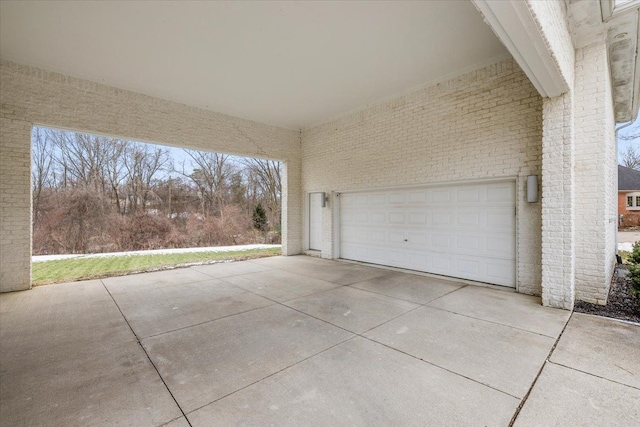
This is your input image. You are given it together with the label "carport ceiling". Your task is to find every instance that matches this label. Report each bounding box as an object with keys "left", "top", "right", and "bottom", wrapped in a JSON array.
[{"left": 0, "top": 0, "right": 508, "bottom": 130}]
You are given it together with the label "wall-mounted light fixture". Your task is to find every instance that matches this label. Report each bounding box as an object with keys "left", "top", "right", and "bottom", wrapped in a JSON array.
[
  {"left": 320, "top": 192, "right": 328, "bottom": 207},
  {"left": 527, "top": 175, "right": 538, "bottom": 203}
]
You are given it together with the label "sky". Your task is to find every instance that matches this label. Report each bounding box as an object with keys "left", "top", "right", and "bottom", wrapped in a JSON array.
[
  {"left": 33, "top": 126, "right": 261, "bottom": 180},
  {"left": 616, "top": 110, "right": 640, "bottom": 163}
]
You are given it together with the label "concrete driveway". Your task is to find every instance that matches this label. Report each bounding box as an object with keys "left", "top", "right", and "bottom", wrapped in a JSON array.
[
  {"left": 618, "top": 230, "right": 640, "bottom": 251},
  {"left": 1, "top": 256, "right": 638, "bottom": 426}
]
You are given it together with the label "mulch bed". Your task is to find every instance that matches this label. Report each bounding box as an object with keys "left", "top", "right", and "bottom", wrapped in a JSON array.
[
  {"left": 619, "top": 226, "right": 640, "bottom": 231},
  {"left": 574, "top": 266, "right": 640, "bottom": 324}
]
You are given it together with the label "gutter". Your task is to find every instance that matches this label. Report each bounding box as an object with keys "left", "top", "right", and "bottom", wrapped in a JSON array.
[{"left": 602, "top": 0, "right": 640, "bottom": 22}]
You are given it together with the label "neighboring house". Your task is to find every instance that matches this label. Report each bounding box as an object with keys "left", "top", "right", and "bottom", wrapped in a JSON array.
[
  {"left": 1, "top": 0, "right": 640, "bottom": 308},
  {"left": 618, "top": 165, "right": 640, "bottom": 227}
]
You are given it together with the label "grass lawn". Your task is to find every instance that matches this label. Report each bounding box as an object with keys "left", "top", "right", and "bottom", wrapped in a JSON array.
[{"left": 32, "top": 247, "right": 281, "bottom": 286}]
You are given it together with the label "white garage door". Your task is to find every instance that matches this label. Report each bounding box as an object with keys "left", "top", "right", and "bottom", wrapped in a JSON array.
[{"left": 339, "top": 181, "right": 516, "bottom": 287}]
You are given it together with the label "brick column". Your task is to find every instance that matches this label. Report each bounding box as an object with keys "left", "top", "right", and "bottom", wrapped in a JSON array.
[
  {"left": 573, "top": 41, "right": 617, "bottom": 304},
  {"left": 0, "top": 116, "right": 32, "bottom": 292},
  {"left": 541, "top": 93, "right": 575, "bottom": 309},
  {"left": 281, "top": 156, "right": 302, "bottom": 256}
]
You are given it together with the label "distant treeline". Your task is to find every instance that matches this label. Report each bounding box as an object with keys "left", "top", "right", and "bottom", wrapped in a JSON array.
[{"left": 32, "top": 127, "right": 281, "bottom": 255}]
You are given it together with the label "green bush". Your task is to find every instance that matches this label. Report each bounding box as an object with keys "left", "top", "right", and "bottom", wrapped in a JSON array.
[{"left": 626, "top": 242, "right": 640, "bottom": 302}]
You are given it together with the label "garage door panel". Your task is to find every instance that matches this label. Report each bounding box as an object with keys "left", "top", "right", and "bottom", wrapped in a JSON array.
[
  {"left": 457, "top": 188, "right": 481, "bottom": 203},
  {"left": 487, "top": 185, "right": 515, "bottom": 202},
  {"left": 486, "top": 260, "right": 515, "bottom": 282},
  {"left": 431, "top": 255, "right": 453, "bottom": 271},
  {"left": 408, "top": 212, "right": 427, "bottom": 224},
  {"left": 389, "top": 232, "right": 405, "bottom": 244},
  {"left": 408, "top": 191, "right": 427, "bottom": 203},
  {"left": 341, "top": 211, "right": 357, "bottom": 224},
  {"left": 341, "top": 243, "right": 365, "bottom": 261},
  {"left": 487, "top": 210, "right": 515, "bottom": 228},
  {"left": 430, "top": 189, "right": 451, "bottom": 203},
  {"left": 346, "top": 194, "right": 369, "bottom": 206},
  {"left": 370, "top": 230, "right": 385, "bottom": 243},
  {"left": 457, "top": 259, "right": 481, "bottom": 275},
  {"left": 371, "top": 194, "right": 386, "bottom": 205},
  {"left": 457, "top": 236, "right": 480, "bottom": 250},
  {"left": 389, "top": 250, "right": 413, "bottom": 266},
  {"left": 389, "top": 193, "right": 406, "bottom": 204},
  {"left": 432, "top": 212, "right": 453, "bottom": 225},
  {"left": 389, "top": 213, "right": 405, "bottom": 224},
  {"left": 371, "top": 212, "right": 386, "bottom": 223},
  {"left": 339, "top": 181, "right": 516, "bottom": 287},
  {"left": 405, "top": 232, "right": 427, "bottom": 245},
  {"left": 486, "top": 235, "right": 516, "bottom": 256},
  {"left": 432, "top": 234, "right": 452, "bottom": 249},
  {"left": 457, "top": 211, "right": 480, "bottom": 227},
  {"left": 354, "top": 212, "right": 368, "bottom": 223}
]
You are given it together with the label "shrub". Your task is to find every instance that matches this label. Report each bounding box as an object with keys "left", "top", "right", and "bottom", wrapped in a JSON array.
[
  {"left": 626, "top": 242, "right": 640, "bottom": 302},
  {"left": 118, "top": 212, "right": 172, "bottom": 250},
  {"left": 33, "top": 188, "right": 112, "bottom": 254}
]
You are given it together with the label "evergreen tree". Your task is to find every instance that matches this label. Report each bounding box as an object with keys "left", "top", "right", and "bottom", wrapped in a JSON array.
[{"left": 253, "top": 203, "right": 267, "bottom": 231}]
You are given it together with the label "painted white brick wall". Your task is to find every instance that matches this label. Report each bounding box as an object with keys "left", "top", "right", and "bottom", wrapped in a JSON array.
[
  {"left": 302, "top": 59, "right": 544, "bottom": 295},
  {"left": 526, "top": 0, "right": 575, "bottom": 89},
  {"left": 604, "top": 56, "right": 618, "bottom": 302},
  {"left": 574, "top": 41, "right": 617, "bottom": 304},
  {"left": 0, "top": 60, "right": 302, "bottom": 292},
  {"left": 541, "top": 92, "right": 575, "bottom": 309},
  {"left": 0, "top": 117, "right": 32, "bottom": 291},
  {"left": 527, "top": 0, "right": 579, "bottom": 309}
]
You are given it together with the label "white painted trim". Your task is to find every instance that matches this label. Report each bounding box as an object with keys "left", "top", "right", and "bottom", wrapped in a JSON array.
[
  {"left": 472, "top": 0, "right": 569, "bottom": 98},
  {"left": 332, "top": 176, "right": 517, "bottom": 195},
  {"left": 514, "top": 175, "right": 520, "bottom": 293},
  {"left": 332, "top": 191, "right": 341, "bottom": 260},
  {"left": 632, "top": 18, "right": 640, "bottom": 123},
  {"left": 602, "top": 0, "right": 615, "bottom": 21},
  {"left": 603, "top": 0, "right": 640, "bottom": 21}
]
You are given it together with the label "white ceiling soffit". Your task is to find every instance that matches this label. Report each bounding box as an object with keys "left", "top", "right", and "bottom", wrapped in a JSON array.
[
  {"left": 0, "top": 1, "right": 508, "bottom": 130},
  {"left": 472, "top": 0, "right": 570, "bottom": 98}
]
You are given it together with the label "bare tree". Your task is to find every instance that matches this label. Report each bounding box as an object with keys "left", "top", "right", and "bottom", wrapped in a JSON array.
[
  {"left": 176, "top": 150, "right": 233, "bottom": 217},
  {"left": 621, "top": 145, "right": 640, "bottom": 170},
  {"left": 122, "top": 143, "right": 170, "bottom": 213},
  {"left": 48, "top": 129, "right": 112, "bottom": 191},
  {"left": 104, "top": 140, "right": 129, "bottom": 214},
  {"left": 244, "top": 158, "right": 282, "bottom": 229},
  {"left": 619, "top": 127, "right": 639, "bottom": 142},
  {"left": 31, "top": 127, "right": 54, "bottom": 224}
]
